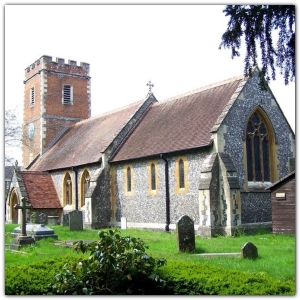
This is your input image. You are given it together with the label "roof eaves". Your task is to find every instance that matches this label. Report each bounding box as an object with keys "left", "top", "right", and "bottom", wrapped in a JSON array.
[{"left": 110, "top": 140, "right": 214, "bottom": 163}]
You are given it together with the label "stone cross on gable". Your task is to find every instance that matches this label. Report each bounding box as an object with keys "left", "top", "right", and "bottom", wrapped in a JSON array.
[
  {"left": 14, "top": 197, "right": 32, "bottom": 236},
  {"left": 146, "top": 81, "right": 154, "bottom": 93}
]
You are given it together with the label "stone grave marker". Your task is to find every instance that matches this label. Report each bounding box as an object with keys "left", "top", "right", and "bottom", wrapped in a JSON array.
[
  {"left": 48, "top": 215, "right": 59, "bottom": 225},
  {"left": 11, "top": 224, "right": 58, "bottom": 240},
  {"left": 37, "top": 212, "right": 47, "bottom": 224},
  {"left": 62, "top": 213, "right": 69, "bottom": 226},
  {"left": 241, "top": 242, "right": 258, "bottom": 259},
  {"left": 69, "top": 210, "right": 83, "bottom": 231},
  {"left": 10, "top": 197, "right": 35, "bottom": 249},
  {"left": 121, "top": 217, "right": 127, "bottom": 229},
  {"left": 176, "top": 215, "right": 195, "bottom": 252}
]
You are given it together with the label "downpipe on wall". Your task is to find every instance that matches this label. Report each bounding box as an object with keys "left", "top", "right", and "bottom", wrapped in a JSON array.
[
  {"left": 160, "top": 154, "right": 170, "bottom": 232},
  {"left": 71, "top": 166, "right": 79, "bottom": 210}
]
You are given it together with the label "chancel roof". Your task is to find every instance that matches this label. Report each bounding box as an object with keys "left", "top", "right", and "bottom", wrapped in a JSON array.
[
  {"left": 20, "top": 171, "right": 62, "bottom": 209},
  {"left": 29, "top": 100, "right": 145, "bottom": 171},
  {"left": 112, "top": 76, "right": 244, "bottom": 162}
]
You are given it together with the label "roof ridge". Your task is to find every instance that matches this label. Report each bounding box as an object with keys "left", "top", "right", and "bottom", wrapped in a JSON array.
[
  {"left": 160, "top": 74, "right": 245, "bottom": 104},
  {"left": 75, "top": 99, "right": 145, "bottom": 126}
]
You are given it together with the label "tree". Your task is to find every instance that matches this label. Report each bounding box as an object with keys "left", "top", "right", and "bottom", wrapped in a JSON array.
[
  {"left": 219, "top": 5, "right": 295, "bottom": 85},
  {"left": 5, "top": 108, "right": 22, "bottom": 165}
]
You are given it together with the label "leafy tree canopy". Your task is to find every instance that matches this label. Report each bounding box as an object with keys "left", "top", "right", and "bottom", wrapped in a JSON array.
[{"left": 219, "top": 5, "right": 295, "bottom": 85}]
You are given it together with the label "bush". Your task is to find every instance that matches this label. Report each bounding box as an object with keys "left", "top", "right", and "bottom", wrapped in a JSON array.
[
  {"left": 5, "top": 257, "right": 73, "bottom": 295},
  {"left": 50, "top": 228, "right": 167, "bottom": 295},
  {"left": 157, "top": 260, "right": 295, "bottom": 295}
]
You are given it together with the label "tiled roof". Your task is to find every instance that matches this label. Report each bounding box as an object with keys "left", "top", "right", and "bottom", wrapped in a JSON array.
[
  {"left": 30, "top": 100, "right": 144, "bottom": 171},
  {"left": 266, "top": 170, "right": 295, "bottom": 190},
  {"left": 20, "top": 171, "right": 62, "bottom": 209},
  {"left": 5, "top": 165, "right": 22, "bottom": 179},
  {"left": 5, "top": 166, "right": 14, "bottom": 179},
  {"left": 112, "top": 76, "right": 244, "bottom": 162}
]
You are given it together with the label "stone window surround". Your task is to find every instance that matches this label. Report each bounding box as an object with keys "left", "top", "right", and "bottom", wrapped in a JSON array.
[
  {"left": 124, "top": 164, "right": 134, "bottom": 196},
  {"left": 175, "top": 156, "right": 189, "bottom": 194}
]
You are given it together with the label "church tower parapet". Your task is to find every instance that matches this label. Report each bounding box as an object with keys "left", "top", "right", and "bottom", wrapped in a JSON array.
[{"left": 22, "top": 55, "right": 91, "bottom": 167}]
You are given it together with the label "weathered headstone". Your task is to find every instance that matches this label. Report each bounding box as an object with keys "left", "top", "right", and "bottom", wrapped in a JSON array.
[
  {"left": 176, "top": 215, "right": 195, "bottom": 252},
  {"left": 48, "top": 215, "right": 59, "bottom": 225},
  {"left": 121, "top": 217, "right": 127, "bottom": 229},
  {"left": 62, "top": 213, "right": 69, "bottom": 226},
  {"left": 241, "top": 242, "right": 258, "bottom": 259},
  {"left": 69, "top": 210, "right": 83, "bottom": 231},
  {"left": 10, "top": 197, "right": 35, "bottom": 249},
  {"left": 37, "top": 212, "right": 47, "bottom": 224}
]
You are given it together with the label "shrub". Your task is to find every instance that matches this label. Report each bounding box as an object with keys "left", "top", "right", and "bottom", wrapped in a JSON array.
[
  {"left": 157, "top": 260, "right": 295, "bottom": 295},
  {"left": 50, "top": 228, "right": 167, "bottom": 295},
  {"left": 5, "top": 257, "right": 73, "bottom": 295}
]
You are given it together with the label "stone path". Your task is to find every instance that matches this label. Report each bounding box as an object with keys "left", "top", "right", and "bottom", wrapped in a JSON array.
[{"left": 196, "top": 252, "right": 240, "bottom": 257}]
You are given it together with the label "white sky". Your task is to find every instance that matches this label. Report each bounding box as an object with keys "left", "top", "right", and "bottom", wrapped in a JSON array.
[{"left": 3, "top": 2, "right": 296, "bottom": 164}]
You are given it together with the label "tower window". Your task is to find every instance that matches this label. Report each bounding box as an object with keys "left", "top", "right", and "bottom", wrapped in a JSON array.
[
  {"left": 63, "top": 85, "right": 73, "bottom": 105},
  {"left": 30, "top": 87, "right": 35, "bottom": 106}
]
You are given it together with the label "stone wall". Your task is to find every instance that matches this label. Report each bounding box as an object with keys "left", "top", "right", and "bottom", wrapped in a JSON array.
[
  {"left": 114, "top": 150, "right": 209, "bottom": 229},
  {"left": 219, "top": 70, "right": 294, "bottom": 224}
]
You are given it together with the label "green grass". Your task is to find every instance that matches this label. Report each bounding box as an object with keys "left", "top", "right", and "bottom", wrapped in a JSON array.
[{"left": 5, "top": 224, "right": 295, "bottom": 282}]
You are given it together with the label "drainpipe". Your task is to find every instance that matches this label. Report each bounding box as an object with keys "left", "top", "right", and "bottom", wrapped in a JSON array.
[
  {"left": 160, "top": 154, "right": 170, "bottom": 232},
  {"left": 72, "top": 167, "right": 79, "bottom": 210}
]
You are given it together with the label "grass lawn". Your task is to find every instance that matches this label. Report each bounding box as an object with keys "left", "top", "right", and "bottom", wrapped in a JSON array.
[{"left": 5, "top": 224, "right": 295, "bottom": 282}]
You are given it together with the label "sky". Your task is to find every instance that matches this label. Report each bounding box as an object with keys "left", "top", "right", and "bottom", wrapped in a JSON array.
[{"left": 3, "top": 2, "right": 296, "bottom": 164}]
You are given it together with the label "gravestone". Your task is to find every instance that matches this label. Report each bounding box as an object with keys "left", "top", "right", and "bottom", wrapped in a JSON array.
[
  {"left": 69, "top": 210, "right": 83, "bottom": 231},
  {"left": 121, "top": 217, "right": 127, "bottom": 229},
  {"left": 37, "top": 212, "right": 47, "bottom": 224},
  {"left": 11, "top": 224, "right": 58, "bottom": 240},
  {"left": 62, "top": 213, "right": 69, "bottom": 226},
  {"left": 48, "top": 216, "right": 59, "bottom": 225},
  {"left": 176, "top": 215, "right": 195, "bottom": 252},
  {"left": 10, "top": 197, "right": 35, "bottom": 249},
  {"left": 241, "top": 242, "right": 258, "bottom": 259}
]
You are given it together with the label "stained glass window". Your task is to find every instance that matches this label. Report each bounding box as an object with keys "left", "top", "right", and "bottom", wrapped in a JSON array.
[{"left": 246, "top": 112, "right": 270, "bottom": 182}]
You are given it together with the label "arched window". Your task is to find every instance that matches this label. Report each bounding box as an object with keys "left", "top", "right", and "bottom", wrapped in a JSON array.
[
  {"left": 81, "top": 169, "right": 90, "bottom": 207},
  {"left": 179, "top": 159, "right": 185, "bottom": 188},
  {"left": 124, "top": 165, "right": 134, "bottom": 195},
  {"left": 245, "top": 110, "right": 275, "bottom": 182},
  {"left": 175, "top": 156, "right": 189, "bottom": 193},
  {"left": 127, "top": 166, "right": 132, "bottom": 192},
  {"left": 151, "top": 163, "right": 156, "bottom": 190},
  {"left": 64, "top": 172, "right": 72, "bottom": 206}
]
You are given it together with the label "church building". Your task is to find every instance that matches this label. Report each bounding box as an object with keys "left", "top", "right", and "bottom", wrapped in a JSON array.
[{"left": 6, "top": 55, "right": 295, "bottom": 237}]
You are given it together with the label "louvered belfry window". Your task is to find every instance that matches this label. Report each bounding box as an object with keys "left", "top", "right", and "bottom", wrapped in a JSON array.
[
  {"left": 246, "top": 112, "right": 270, "bottom": 182},
  {"left": 63, "top": 85, "right": 72, "bottom": 104},
  {"left": 30, "top": 87, "right": 35, "bottom": 106}
]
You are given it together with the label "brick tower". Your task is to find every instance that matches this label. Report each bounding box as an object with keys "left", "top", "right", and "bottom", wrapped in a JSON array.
[{"left": 22, "top": 55, "right": 91, "bottom": 167}]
